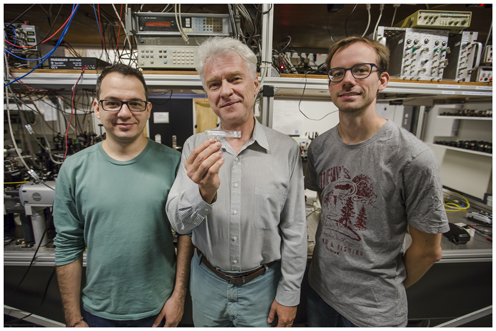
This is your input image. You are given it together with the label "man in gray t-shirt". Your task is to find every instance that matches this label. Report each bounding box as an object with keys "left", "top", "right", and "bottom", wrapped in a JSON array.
[{"left": 304, "top": 36, "right": 449, "bottom": 327}]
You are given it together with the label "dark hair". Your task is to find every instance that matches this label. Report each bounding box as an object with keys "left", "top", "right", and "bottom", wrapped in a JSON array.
[
  {"left": 325, "top": 36, "right": 390, "bottom": 73},
  {"left": 95, "top": 64, "right": 148, "bottom": 99}
]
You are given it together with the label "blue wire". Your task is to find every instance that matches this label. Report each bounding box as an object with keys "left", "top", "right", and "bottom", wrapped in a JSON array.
[
  {"left": 92, "top": 5, "right": 104, "bottom": 46},
  {"left": 4, "top": 48, "right": 44, "bottom": 61},
  {"left": 4, "top": 4, "right": 80, "bottom": 87},
  {"left": 4, "top": 25, "right": 17, "bottom": 51}
]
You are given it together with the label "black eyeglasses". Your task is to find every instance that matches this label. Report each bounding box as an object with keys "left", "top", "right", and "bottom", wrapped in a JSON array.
[
  {"left": 99, "top": 100, "right": 149, "bottom": 112},
  {"left": 328, "top": 63, "right": 382, "bottom": 82}
]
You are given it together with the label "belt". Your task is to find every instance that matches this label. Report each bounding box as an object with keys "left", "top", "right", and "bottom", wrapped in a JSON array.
[{"left": 196, "top": 248, "right": 275, "bottom": 284}]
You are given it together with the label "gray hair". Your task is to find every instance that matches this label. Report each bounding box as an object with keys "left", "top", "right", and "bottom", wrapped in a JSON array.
[{"left": 196, "top": 37, "right": 257, "bottom": 88}]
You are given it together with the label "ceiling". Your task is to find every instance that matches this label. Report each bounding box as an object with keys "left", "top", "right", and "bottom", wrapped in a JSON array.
[{"left": 4, "top": 4, "right": 493, "bottom": 53}]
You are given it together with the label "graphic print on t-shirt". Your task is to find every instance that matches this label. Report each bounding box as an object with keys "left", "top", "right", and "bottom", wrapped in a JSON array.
[{"left": 319, "top": 165, "right": 377, "bottom": 256}]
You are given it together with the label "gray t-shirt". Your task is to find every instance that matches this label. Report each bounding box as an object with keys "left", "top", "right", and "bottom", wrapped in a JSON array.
[{"left": 305, "top": 120, "right": 449, "bottom": 327}]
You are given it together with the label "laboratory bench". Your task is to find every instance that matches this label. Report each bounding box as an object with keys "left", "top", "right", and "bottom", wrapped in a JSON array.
[{"left": 4, "top": 201, "right": 492, "bottom": 327}]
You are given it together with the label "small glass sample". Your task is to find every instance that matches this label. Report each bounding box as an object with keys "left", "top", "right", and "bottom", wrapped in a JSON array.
[{"left": 205, "top": 130, "right": 242, "bottom": 139}]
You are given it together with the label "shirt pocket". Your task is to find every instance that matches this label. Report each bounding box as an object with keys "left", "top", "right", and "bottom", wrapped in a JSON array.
[{"left": 253, "top": 186, "right": 288, "bottom": 230}]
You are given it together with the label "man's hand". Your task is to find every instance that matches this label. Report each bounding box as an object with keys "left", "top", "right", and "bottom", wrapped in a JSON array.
[
  {"left": 152, "top": 294, "right": 185, "bottom": 327},
  {"left": 267, "top": 300, "right": 297, "bottom": 327},
  {"left": 185, "top": 138, "right": 224, "bottom": 203},
  {"left": 74, "top": 320, "right": 88, "bottom": 327}
]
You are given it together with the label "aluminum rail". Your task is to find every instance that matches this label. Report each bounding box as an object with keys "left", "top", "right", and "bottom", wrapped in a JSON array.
[
  {"left": 4, "top": 305, "right": 65, "bottom": 327},
  {"left": 434, "top": 305, "right": 492, "bottom": 327},
  {"left": 8, "top": 71, "right": 492, "bottom": 97},
  {"left": 4, "top": 247, "right": 491, "bottom": 267},
  {"left": 262, "top": 76, "right": 493, "bottom": 97}
]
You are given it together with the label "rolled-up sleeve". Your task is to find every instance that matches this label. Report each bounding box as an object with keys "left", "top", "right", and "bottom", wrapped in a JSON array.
[
  {"left": 53, "top": 164, "right": 86, "bottom": 266},
  {"left": 166, "top": 137, "right": 213, "bottom": 234},
  {"left": 276, "top": 144, "right": 307, "bottom": 306}
]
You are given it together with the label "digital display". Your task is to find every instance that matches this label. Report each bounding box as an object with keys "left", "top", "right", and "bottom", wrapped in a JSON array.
[
  {"left": 27, "top": 38, "right": 35, "bottom": 42},
  {"left": 145, "top": 22, "right": 171, "bottom": 27},
  {"left": 27, "top": 31, "right": 35, "bottom": 35}
]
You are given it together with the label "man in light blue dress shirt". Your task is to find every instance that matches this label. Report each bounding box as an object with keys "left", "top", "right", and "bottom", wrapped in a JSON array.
[{"left": 166, "top": 37, "right": 307, "bottom": 327}]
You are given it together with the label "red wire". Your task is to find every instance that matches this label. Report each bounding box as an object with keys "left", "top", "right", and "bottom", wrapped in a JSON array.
[
  {"left": 64, "top": 66, "right": 87, "bottom": 161},
  {"left": 97, "top": 4, "right": 106, "bottom": 51},
  {"left": 7, "top": 69, "right": 37, "bottom": 92},
  {"left": 4, "top": 5, "right": 78, "bottom": 49},
  {"left": 115, "top": 4, "right": 123, "bottom": 52}
]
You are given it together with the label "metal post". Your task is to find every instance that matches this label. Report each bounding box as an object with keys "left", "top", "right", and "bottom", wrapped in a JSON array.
[
  {"left": 31, "top": 208, "right": 48, "bottom": 247},
  {"left": 416, "top": 105, "right": 426, "bottom": 139},
  {"left": 260, "top": 4, "right": 274, "bottom": 128},
  {"left": 260, "top": 85, "right": 275, "bottom": 128}
]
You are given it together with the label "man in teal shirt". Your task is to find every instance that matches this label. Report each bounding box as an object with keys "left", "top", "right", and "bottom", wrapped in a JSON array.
[{"left": 53, "top": 64, "right": 193, "bottom": 327}]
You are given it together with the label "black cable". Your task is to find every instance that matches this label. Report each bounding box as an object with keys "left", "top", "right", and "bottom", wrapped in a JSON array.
[
  {"left": 42, "top": 182, "right": 55, "bottom": 190},
  {"left": 151, "top": 90, "right": 174, "bottom": 105},
  {"left": 10, "top": 4, "right": 36, "bottom": 24},
  {"left": 46, "top": 4, "right": 53, "bottom": 26},
  {"left": 7, "top": 5, "right": 63, "bottom": 52},
  {"left": 254, "top": 4, "right": 273, "bottom": 14},
  {"left": 278, "top": 36, "right": 292, "bottom": 53},
  {"left": 327, "top": 12, "right": 335, "bottom": 43},
  {"left": 6, "top": 268, "right": 56, "bottom": 326},
  {"left": 344, "top": 4, "right": 358, "bottom": 37},
  {"left": 10, "top": 223, "right": 48, "bottom": 294},
  {"left": 38, "top": 4, "right": 50, "bottom": 17}
]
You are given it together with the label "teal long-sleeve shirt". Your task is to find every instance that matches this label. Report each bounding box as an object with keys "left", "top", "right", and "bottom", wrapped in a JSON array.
[{"left": 54, "top": 140, "right": 181, "bottom": 320}]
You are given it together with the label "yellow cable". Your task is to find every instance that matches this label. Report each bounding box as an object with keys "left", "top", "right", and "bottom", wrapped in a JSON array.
[
  {"left": 443, "top": 191, "right": 470, "bottom": 212},
  {"left": 4, "top": 181, "right": 29, "bottom": 184}
]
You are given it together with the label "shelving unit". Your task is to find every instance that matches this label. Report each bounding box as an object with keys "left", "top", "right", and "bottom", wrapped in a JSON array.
[
  {"left": 4, "top": 4, "right": 493, "bottom": 327},
  {"left": 424, "top": 106, "right": 492, "bottom": 200}
]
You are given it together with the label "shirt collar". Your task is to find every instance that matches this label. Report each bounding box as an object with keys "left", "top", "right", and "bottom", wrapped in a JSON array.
[{"left": 251, "top": 118, "right": 270, "bottom": 152}]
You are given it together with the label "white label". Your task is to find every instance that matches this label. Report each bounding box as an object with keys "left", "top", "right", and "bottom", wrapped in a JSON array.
[
  {"left": 153, "top": 112, "right": 169, "bottom": 124},
  {"left": 476, "top": 86, "right": 492, "bottom": 90},
  {"left": 462, "top": 91, "right": 492, "bottom": 96},
  {"left": 437, "top": 85, "right": 460, "bottom": 89},
  {"left": 25, "top": 124, "right": 34, "bottom": 134},
  {"left": 442, "top": 91, "right": 456, "bottom": 94}
]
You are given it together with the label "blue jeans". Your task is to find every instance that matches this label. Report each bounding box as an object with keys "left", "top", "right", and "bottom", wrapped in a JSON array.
[
  {"left": 82, "top": 306, "right": 165, "bottom": 327},
  {"left": 306, "top": 284, "right": 357, "bottom": 327},
  {"left": 190, "top": 251, "right": 281, "bottom": 327}
]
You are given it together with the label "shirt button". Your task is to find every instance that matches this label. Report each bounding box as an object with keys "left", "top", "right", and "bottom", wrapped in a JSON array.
[
  {"left": 233, "top": 210, "right": 238, "bottom": 215},
  {"left": 204, "top": 208, "right": 209, "bottom": 212},
  {"left": 234, "top": 157, "right": 239, "bottom": 162},
  {"left": 233, "top": 236, "right": 237, "bottom": 241},
  {"left": 234, "top": 183, "right": 239, "bottom": 188},
  {"left": 233, "top": 260, "right": 237, "bottom": 264}
]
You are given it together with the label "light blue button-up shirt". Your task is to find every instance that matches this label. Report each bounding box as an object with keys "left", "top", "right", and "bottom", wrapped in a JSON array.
[{"left": 166, "top": 119, "right": 307, "bottom": 306}]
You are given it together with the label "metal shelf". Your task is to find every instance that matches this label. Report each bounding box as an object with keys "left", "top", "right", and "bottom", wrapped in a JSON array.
[
  {"left": 7, "top": 71, "right": 205, "bottom": 90},
  {"left": 428, "top": 143, "right": 492, "bottom": 157},
  {"left": 264, "top": 76, "right": 493, "bottom": 97},
  {"left": 3, "top": 248, "right": 87, "bottom": 267},
  {"left": 8, "top": 71, "right": 493, "bottom": 98},
  {"left": 437, "top": 116, "right": 492, "bottom": 121}
]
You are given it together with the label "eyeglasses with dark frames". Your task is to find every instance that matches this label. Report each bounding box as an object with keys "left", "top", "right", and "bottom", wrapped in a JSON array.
[
  {"left": 328, "top": 63, "right": 383, "bottom": 83},
  {"left": 99, "top": 100, "right": 149, "bottom": 112}
]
